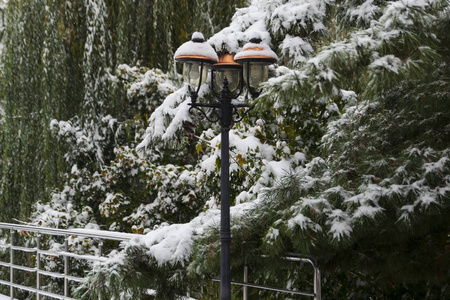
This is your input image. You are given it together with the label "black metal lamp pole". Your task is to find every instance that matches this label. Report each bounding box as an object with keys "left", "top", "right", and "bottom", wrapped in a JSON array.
[
  {"left": 175, "top": 32, "right": 277, "bottom": 300},
  {"left": 188, "top": 77, "right": 245, "bottom": 300},
  {"left": 219, "top": 79, "right": 232, "bottom": 300}
]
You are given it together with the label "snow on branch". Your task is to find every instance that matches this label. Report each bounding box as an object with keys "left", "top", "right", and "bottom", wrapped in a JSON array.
[{"left": 137, "top": 86, "right": 191, "bottom": 152}]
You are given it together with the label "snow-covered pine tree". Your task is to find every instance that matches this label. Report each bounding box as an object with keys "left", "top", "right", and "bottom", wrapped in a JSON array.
[{"left": 189, "top": 0, "right": 450, "bottom": 298}]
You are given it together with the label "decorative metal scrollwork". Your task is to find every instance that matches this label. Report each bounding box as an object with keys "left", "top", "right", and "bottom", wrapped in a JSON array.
[
  {"left": 188, "top": 101, "right": 253, "bottom": 125},
  {"left": 231, "top": 105, "right": 254, "bottom": 124},
  {"left": 188, "top": 103, "right": 221, "bottom": 123}
]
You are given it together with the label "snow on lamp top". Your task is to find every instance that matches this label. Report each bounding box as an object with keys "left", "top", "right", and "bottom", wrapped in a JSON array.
[
  {"left": 234, "top": 34, "right": 278, "bottom": 64},
  {"left": 174, "top": 32, "right": 219, "bottom": 65}
]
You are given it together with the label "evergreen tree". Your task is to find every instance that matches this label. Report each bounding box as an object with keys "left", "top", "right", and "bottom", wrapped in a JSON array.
[{"left": 188, "top": 0, "right": 450, "bottom": 298}]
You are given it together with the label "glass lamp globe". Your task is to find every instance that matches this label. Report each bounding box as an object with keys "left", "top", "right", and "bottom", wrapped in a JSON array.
[
  {"left": 243, "top": 61, "right": 269, "bottom": 88},
  {"left": 213, "top": 54, "right": 242, "bottom": 93},
  {"left": 183, "top": 61, "right": 209, "bottom": 89},
  {"left": 235, "top": 36, "right": 278, "bottom": 97}
]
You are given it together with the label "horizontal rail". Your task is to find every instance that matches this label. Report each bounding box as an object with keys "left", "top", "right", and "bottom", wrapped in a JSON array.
[
  {"left": 0, "top": 279, "right": 74, "bottom": 300},
  {"left": 212, "top": 278, "right": 315, "bottom": 297},
  {"left": 38, "top": 269, "right": 72, "bottom": 280},
  {"left": 262, "top": 254, "right": 316, "bottom": 265},
  {"left": 10, "top": 245, "right": 37, "bottom": 253},
  {"left": 56, "top": 251, "right": 108, "bottom": 262},
  {"left": 211, "top": 255, "right": 321, "bottom": 300},
  {"left": 0, "top": 261, "right": 36, "bottom": 273},
  {"left": 0, "top": 222, "right": 137, "bottom": 242}
]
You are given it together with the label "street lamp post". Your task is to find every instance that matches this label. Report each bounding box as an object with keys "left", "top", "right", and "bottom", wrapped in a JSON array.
[{"left": 175, "top": 32, "right": 277, "bottom": 300}]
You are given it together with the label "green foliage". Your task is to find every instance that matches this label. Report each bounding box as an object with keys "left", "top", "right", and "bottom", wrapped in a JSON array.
[
  {"left": 188, "top": 0, "right": 450, "bottom": 298},
  {"left": 75, "top": 245, "right": 193, "bottom": 300},
  {"left": 0, "top": 0, "right": 245, "bottom": 223},
  {"left": 190, "top": 94, "right": 450, "bottom": 298},
  {"left": 0, "top": 0, "right": 67, "bottom": 221},
  {"left": 2, "top": 0, "right": 450, "bottom": 298},
  {"left": 32, "top": 64, "right": 205, "bottom": 233}
]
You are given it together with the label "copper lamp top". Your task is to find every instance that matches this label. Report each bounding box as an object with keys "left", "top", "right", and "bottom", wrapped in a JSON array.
[
  {"left": 174, "top": 32, "right": 219, "bottom": 65},
  {"left": 234, "top": 37, "right": 278, "bottom": 64},
  {"left": 216, "top": 54, "right": 241, "bottom": 66}
]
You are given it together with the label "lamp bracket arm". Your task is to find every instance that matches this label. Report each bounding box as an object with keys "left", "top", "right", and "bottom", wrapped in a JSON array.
[
  {"left": 188, "top": 103, "right": 221, "bottom": 123},
  {"left": 231, "top": 104, "right": 254, "bottom": 124}
]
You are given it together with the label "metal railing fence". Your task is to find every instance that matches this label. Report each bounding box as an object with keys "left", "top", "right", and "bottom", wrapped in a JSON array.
[
  {"left": 212, "top": 255, "right": 321, "bottom": 300},
  {"left": 0, "top": 222, "right": 139, "bottom": 300},
  {"left": 243, "top": 256, "right": 320, "bottom": 300},
  {"left": 0, "top": 222, "right": 321, "bottom": 300}
]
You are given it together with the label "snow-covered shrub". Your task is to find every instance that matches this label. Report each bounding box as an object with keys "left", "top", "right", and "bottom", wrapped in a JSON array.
[{"left": 32, "top": 65, "right": 179, "bottom": 229}]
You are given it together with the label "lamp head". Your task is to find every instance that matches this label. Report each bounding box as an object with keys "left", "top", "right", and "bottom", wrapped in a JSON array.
[
  {"left": 212, "top": 54, "right": 242, "bottom": 93},
  {"left": 174, "top": 32, "right": 219, "bottom": 89},
  {"left": 235, "top": 35, "right": 278, "bottom": 97}
]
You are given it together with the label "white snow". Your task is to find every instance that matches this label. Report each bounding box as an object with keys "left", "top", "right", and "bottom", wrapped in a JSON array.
[
  {"left": 353, "top": 205, "right": 384, "bottom": 219},
  {"left": 130, "top": 222, "right": 196, "bottom": 265},
  {"left": 329, "top": 220, "right": 352, "bottom": 239},
  {"left": 265, "top": 227, "right": 280, "bottom": 244},
  {"left": 270, "top": 0, "right": 328, "bottom": 33},
  {"left": 346, "top": 0, "right": 380, "bottom": 24},
  {"left": 113, "top": 199, "right": 259, "bottom": 266},
  {"left": 137, "top": 86, "right": 192, "bottom": 150},
  {"left": 326, "top": 209, "right": 352, "bottom": 239},
  {"left": 380, "top": 0, "right": 430, "bottom": 28},
  {"left": 370, "top": 55, "right": 402, "bottom": 74},
  {"left": 280, "top": 35, "right": 314, "bottom": 64},
  {"left": 418, "top": 192, "right": 436, "bottom": 206},
  {"left": 174, "top": 32, "right": 219, "bottom": 62},
  {"left": 235, "top": 41, "right": 278, "bottom": 61},
  {"left": 208, "top": 4, "right": 272, "bottom": 54},
  {"left": 424, "top": 157, "right": 449, "bottom": 174}
]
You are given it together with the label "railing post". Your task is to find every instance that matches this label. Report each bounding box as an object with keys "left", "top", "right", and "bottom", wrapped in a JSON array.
[
  {"left": 10, "top": 230, "right": 14, "bottom": 300},
  {"left": 314, "top": 266, "right": 321, "bottom": 300},
  {"left": 98, "top": 241, "right": 103, "bottom": 257},
  {"left": 64, "top": 236, "right": 69, "bottom": 297},
  {"left": 243, "top": 265, "right": 248, "bottom": 300},
  {"left": 36, "top": 234, "right": 41, "bottom": 300}
]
